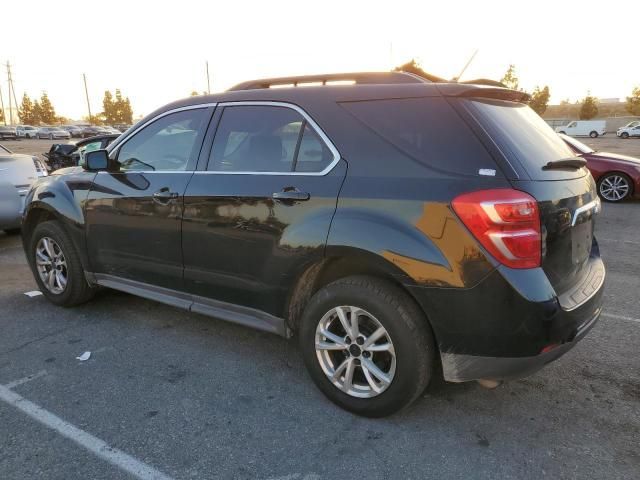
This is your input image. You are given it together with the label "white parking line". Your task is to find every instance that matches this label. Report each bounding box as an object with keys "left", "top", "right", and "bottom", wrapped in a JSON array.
[
  {"left": 602, "top": 312, "right": 640, "bottom": 324},
  {"left": 4, "top": 370, "right": 48, "bottom": 389},
  {"left": 0, "top": 381, "right": 174, "bottom": 480}
]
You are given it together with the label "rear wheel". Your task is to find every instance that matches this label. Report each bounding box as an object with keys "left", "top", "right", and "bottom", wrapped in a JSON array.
[
  {"left": 589, "top": 131, "right": 598, "bottom": 138},
  {"left": 29, "top": 221, "right": 95, "bottom": 306},
  {"left": 621, "top": 132, "right": 629, "bottom": 139},
  {"left": 299, "top": 276, "right": 435, "bottom": 417},
  {"left": 598, "top": 173, "right": 632, "bottom": 202}
]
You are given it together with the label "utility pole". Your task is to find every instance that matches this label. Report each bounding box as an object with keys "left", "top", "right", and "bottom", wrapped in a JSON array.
[
  {"left": 206, "top": 61, "right": 211, "bottom": 94},
  {"left": 9, "top": 66, "right": 18, "bottom": 122},
  {"left": 6, "top": 61, "right": 13, "bottom": 125},
  {"left": 0, "top": 83, "right": 6, "bottom": 126},
  {"left": 83, "top": 73, "right": 92, "bottom": 123}
]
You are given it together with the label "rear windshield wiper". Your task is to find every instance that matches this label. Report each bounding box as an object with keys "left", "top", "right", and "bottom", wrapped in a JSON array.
[{"left": 542, "top": 157, "right": 587, "bottom": 170}]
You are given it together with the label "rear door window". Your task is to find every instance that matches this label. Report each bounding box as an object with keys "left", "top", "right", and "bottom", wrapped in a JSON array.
[
  {"left": 462, "top": 99, "right": 586, "bottom": 180},
  {"left": 207, "top": 105, "right": 335, "bottom": 173},
  {"left": 340, "top": 97, "right": 500, "bottom": 176}
]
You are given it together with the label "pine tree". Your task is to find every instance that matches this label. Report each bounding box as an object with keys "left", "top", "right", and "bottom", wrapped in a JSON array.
[
  {"left": 528, "top": 86, "right": 551, "bottom": 115},
  {"left": 32, "top": 100, "right": 42, "bottom": 125},
  {"left": 626, "top": 86, "right": 640, "bottom": 116},
  {"left": 500, "top": 65, "right": 520, "bottom": 91},
  {"left": 121, "top": 97, "right": 133, "bottom": 124},
  {"left": 579, "top": 93, "right": 599, "bottom": 120},
  {"left": 102, "top": 90, "right": 116, "bottom": 124},
  {"left": 19, "top": 94, "right": 35, "bottom": 124},
  {"left": 39, "top": 93, "right": 57, "bottom": 124}
]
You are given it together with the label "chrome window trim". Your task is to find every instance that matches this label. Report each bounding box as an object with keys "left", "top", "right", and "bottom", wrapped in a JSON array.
[{"left": 201, "top": 101, "right": 341, "bottom": 176}]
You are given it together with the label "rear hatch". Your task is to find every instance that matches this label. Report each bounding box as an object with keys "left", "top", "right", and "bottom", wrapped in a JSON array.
[{"left": 458, "top": 95, "right": 602, "bottom": 308}]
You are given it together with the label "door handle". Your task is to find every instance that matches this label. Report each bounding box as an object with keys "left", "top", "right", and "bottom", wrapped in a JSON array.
[
  {"left": 272, "top": 189, "right": 310, "bottom": 202},
  {"left": 152, "top": 187, "right": 179, "bottom": 203}
]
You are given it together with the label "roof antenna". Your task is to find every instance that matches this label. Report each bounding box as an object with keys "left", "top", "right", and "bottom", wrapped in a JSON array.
[{"left": 452, "top": 49, "right": 478, "bottom": 82}]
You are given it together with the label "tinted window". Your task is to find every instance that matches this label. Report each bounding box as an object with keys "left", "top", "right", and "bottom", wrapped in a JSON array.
[
  {"left": 294, "top": 123, "right": 333, "bottom": 172},
  {"left": 117, "top": 109, "right": 206, "bottom": 171},
  {"left": 208, "top": 105, "right": 333, "bottom": 173},
  {"left": 464, "top": 99, "right": 581, "bottom": 180},
  {"left": 341, "top": 97, "right": 497, "bottom": 176}
]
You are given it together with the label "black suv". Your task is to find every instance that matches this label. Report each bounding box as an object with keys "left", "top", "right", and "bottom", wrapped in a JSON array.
[{"left": 21, "top": 72, "right": 604, "bottom": 417}]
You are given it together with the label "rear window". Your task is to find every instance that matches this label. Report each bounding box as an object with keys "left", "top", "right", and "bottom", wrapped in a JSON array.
[
  {"left": 340, "top": 97, "right": 499, "bottom": 176},
  {"left": 463, "top": 99, "right": 584, "bottom": 180}
]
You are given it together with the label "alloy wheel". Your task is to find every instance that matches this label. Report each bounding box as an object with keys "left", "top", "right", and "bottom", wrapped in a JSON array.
[
  {"left": 315, "top": 306, "right": 396, "bottom": 398},
  {"left": 599, "top": 175, "right": 629, "bottom": 202},
  {"left": 35, "top": 237, "right": 68, "bottom": 294}
]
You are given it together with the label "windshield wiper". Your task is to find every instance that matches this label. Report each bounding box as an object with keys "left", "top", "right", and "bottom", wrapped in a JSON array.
[{"left": 543, "top": 157, "right": 587, "bottom": 170}]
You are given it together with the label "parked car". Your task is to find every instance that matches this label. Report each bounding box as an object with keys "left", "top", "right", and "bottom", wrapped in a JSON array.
[
  {"left": 555, "top": 120, "right": 606, "bottom": 138},
  {"left": 101, "top": 126, "right": 122, "bottom": 134},
  {"left": 21, "top": 72, "right": 605, "bottom": 417},
  {"left": 0, "top": 126, "right": 18, "bottom": 140},
  {"left": 112, "top": 124, "right": 132, "bottom": 132},
  {"left": 37, "top": 127, "right": 71, "bottom": 140},
  {"left": 616, "top": 123, "right": 640, "bottom": 139},
  {"left": 560, "top": 133, "right": 640, "bottom": 202},
  {"left": 80, "top": 126, "right": 108, "bottom": 138},
  {"left": 0, "top": 143, "right": 47, "bottom": 234},
  {"left": 43, "top": 134, "right": 120, "bottom": 171},
  {"left": 60, "top": 125, "right": 84, "bottom": 138},
  {"left": 16, "top": 125, "right": 40, "bottom": 139}
]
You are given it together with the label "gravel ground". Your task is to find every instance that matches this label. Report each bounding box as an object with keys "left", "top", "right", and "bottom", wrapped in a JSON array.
[{"left": 0, "top": 137, "right": 638, "bottom": 480}]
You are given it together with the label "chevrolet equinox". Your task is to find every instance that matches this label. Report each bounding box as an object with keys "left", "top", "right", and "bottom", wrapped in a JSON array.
[{"left": 21, "top": 72, "right": 605, "bottom": 417}]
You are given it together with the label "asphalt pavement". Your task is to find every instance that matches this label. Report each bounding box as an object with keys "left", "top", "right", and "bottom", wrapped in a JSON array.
[{"left": 0, "top": 137, "right": 639, "bottom": 479}]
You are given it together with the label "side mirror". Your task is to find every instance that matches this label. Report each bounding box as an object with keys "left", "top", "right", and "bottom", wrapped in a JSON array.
[{"left": 84, "top": 149, "right": 109, "bottom": 171}]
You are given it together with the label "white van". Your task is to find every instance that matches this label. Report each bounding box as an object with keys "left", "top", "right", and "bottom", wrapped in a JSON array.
[{"left": 554, "top": 120, "right": 606, "bottom": 138}]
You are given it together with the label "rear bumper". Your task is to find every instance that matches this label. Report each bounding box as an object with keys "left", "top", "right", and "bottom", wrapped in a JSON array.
[
  {"left": 407, "top": 251, "right": 605, "bottom": 383},
  {"left": 440, "top": 303, "right": 601, "bottom": 382}
]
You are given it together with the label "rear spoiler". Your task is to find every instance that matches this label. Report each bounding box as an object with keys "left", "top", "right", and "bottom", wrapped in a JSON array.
[{"left": 456, "top": 86, "right": 530, "bottom": 103}]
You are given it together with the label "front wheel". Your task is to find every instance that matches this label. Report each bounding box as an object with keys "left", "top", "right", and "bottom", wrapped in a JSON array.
[
  {"left": 29, "top": 221, "right": 95, "bottom": 306},
  {"left": 589, "top": 131, "right": 598, "bottom": 138},
  {"left": 299, "top": 276, "right": 435, "bottom": 417},
  {"left": 598, "top": 173, "right": 632, "bottom": 202},
  {"left": 621, "top": 132, "right": 629, "bottom": 139}
]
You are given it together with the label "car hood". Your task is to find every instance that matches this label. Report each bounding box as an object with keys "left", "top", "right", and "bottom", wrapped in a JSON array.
[
  {"left": 52, "top": 166, "right": 84, "bottom": 175},
  {"left": 585, "top": 151, "right": 640, "bottom": 166}
]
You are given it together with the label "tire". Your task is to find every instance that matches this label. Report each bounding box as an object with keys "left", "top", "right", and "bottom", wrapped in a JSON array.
[
  {"left": 559, "top": 131, "right": 566, "bottom": 135},
  {"left": 621, "top": 132, "right": 629, "bottom": 139},
  {"left": 3, "top": 228, "right": 20, "bottom": 235},
  {"left": 598, "top": 172, "right": 632, "bottom": 202},
  {"left": 28, "top": 220, "right": 95, "bottom": 306},
  {"left": 589, "top": 131, "right": 598, "bottom": 138},
  {"left": 299, "top": 275, "right": 436, "bottom": 417}
]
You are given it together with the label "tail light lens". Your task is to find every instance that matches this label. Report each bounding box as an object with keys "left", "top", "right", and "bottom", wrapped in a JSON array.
[{"left": 452, "top": 189, "right": 541, "bottom": 269}]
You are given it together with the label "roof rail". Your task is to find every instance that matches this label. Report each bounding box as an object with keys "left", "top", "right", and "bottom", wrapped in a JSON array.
[{"left": 228, "top": 71, "right": 429, "bottom": 91}]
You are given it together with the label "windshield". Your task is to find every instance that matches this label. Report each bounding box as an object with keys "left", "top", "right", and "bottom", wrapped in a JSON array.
[
  {"left": 559, "top": 133, "right": 594, "bottom": 154},
  {"left": 463, "top": 98, "right": 584, "bottom": 180}
]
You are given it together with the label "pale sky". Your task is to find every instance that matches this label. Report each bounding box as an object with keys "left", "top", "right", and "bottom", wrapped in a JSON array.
[{"left": 2, "top": 0, "right": 638, "bottom": 120}]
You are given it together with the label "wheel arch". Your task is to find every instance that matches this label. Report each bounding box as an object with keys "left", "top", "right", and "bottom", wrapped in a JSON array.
[
  {"left": 22, "top": 181, "right": 91, "bottom": 272},
  {"left": 285, "top": 248, "right": 432, "bottom": 334}
]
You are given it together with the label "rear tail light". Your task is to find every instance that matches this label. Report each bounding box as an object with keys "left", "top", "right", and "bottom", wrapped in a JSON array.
[{"left": 452, "top": 189, "right": 541, "bottom": 269}]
